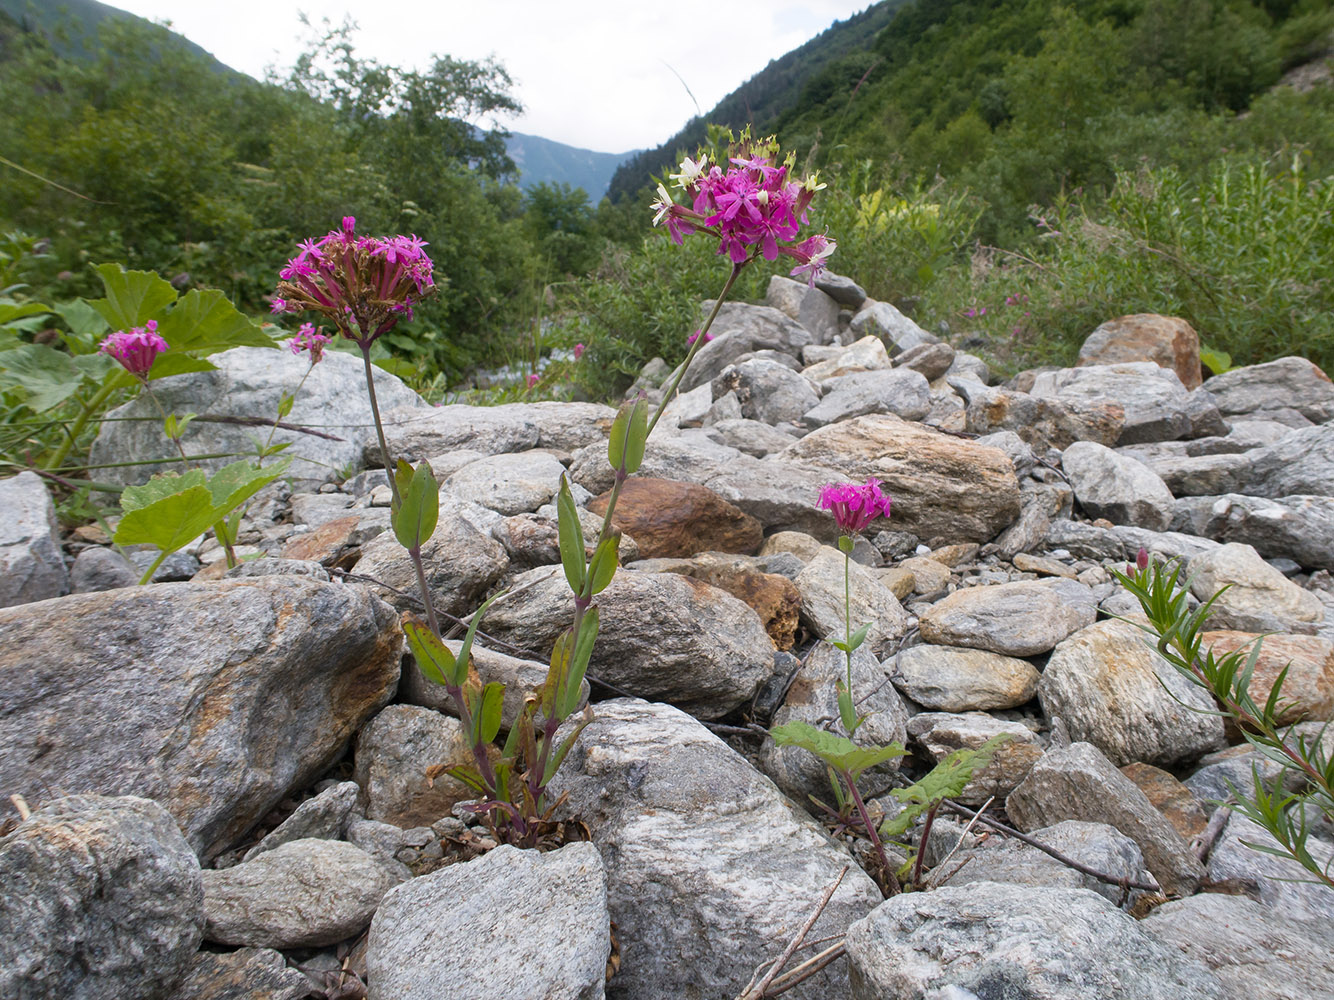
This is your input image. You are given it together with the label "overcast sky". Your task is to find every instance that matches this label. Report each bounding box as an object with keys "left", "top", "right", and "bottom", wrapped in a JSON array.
[{"left": 110, "top": 1, "right": 874, "bottom": 153}]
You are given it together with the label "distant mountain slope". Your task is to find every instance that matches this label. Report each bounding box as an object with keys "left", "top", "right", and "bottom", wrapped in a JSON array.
[
  {"left": 0, "top": 0, "right": 235, "bottom": 73},
  {"left": 606, "top": 0, "right": 910, "bottom": 202},
  {"left": 504, "top": 132, "right": 636, "bottom": 200}
]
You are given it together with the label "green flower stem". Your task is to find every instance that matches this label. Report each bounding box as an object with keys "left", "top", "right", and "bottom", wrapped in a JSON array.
[
  {"left": 136, "top": 547, "right": 169, "bottom": 587},
  {"left": 139, "top": 381, "right": 191, "bottom": 471},
  {"left": 912, "top": 801, "right": 941, "bottom": 888},
  {"left": 644, "top": 260, "right": 744, "bottom": 439},
  {"left": 359, "top": 344, "right": 401, "bottom": 509},
  {"left": 42, "top": 377, "right": 122, "bottom": 473},
  {"left": 257, "top": 362, "right": 315, "bottom": 460},
  {"left": 843, "top": 538, "right": 854, "bottom": 695},
  {"left": 844, "top": 769, "right": 900, "bottom": 895}
]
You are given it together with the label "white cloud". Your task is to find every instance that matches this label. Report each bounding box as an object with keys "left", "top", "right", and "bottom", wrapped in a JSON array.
[{"left": 108, "top": 1, "right": 874, "bottom": 151}]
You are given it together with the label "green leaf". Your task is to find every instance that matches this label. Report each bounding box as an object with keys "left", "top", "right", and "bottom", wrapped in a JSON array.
[
  {"left": 154, "top": 288, "right": 272, "bottom": 356},
  {"left": 54, "top": 299, "right": 109, "bottom": 348},
  {"left": 1199, "top": 344, "right": 1234, "bottom": 376},
  {"left": 205, "top": 458, "right": 291, "bottom": 512},
  {"left": 837, "top": 681, "right": 858, "bottom": 734},
  {"left": 478, "top": 682, "right": 505, "bottom": 744},
  {"left": 607, "top": 401, "right": 631, "bottom": 471},
  {"left": 277, "top": 393, "right": 295, "bottom": 419},
  {"left": 0, "top": 300, "right": 51, "bottom": 326},
  {"left": 881, "top": 734, "right": 1011, "bottom": 839},
  {"left": 71, "top": 351, "right": 116, "bottom": 381},
  {"left": 562, "top": 607, "right": 599, "bottom": 719},
  {"left": 90, "top": 264, "right": 177, "bottom": 331},
  {"left": 403, "top": 616, "right": 461, "bottom": 686},
  {"left": 113, "top": 481, "right": 221, "bottom": 555},
  {"left": 392, "top": 461, "right": 439, "bottom": 550},
  {"left": 144, "top": 354, "right": 217, "bottom": 380},
  {"left": 846, "top": 622, "right": 872, "bottom": 652},
  {"left": 556, "top": 476, "right": 586, "bottom": 595},
  {"left": 769, "top": 720, "right": 908, "bottom": 777},
  {"left": 0, "top": 342, "right": 87, "bottom": 411},
  {"left": 623, "top": 397, "right": 649, "bottom": 474},
  {"left": 587, "top": 533, "right": 620, "bottom": 596},
  {"left": 120, "top": 468, "right": 207, "bottom": 511}
]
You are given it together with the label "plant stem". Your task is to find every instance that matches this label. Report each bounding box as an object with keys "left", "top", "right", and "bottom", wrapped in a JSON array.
[
  {"left": 844, "top": 770, "right": 900, "bottom": 895},
  {"left": 913, "top": 802, "right": 940, "bottom": 888},
  {"left": 359, "top": 344, "right": 401, "bottom": 509},
  {"left": 139, "top": 382, "right": 191, "bottom": 470},
  {"left": 843, "top": 543, "right": 853, "bottom": 695},
  {"left": 136, "top": 548, "right": 169, "bottom": 586},
  {"left": 42, "top": 377, "right": 122, "bottom": 473}
]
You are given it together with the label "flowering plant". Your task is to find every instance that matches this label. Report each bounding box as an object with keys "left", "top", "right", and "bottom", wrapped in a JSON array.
[{"left": 99, "top": 320, "right": 168, "bottom": 378}]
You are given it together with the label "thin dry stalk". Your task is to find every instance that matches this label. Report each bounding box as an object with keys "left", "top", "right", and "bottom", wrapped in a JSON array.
[
  {"left": 737, "top": 865, "right": 848, "bottom": 1000},
  {"left": 926, "top": 795, "right": 995, "bottom": 889}
]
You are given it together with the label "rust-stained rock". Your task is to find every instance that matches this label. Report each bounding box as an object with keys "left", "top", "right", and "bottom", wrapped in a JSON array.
[
  {"left": 1201, "top": 630, "right": 1334, "bottom": 724},
  {"left": 281, "top": 513, "right": 385, "bottom": 568},
  {"left": 1120, "top": 762, "right": 1209, "bottom": 845},
  {"left": 953, "top": 380, "right": 1125, "bottom": 452},
  {"left": 354, "top": 706, "right": 483, "bottom": 829},
  {"left": 588, "top": 477, "right": 763, "bottom": 559},
  {"left": 0, "top": 579, "right": 402, "bottom": 860},
  {"left": 779, "top": 415, "right": 1021, "bottom": 543},
  {"left": 636, "top": 553, "right": 802, "bottom": 651},
  {"left": 1078, "top": 314, "right": 1203, "bottom": 390}
]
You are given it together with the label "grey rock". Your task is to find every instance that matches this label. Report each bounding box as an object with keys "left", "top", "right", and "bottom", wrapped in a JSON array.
[
  {"left": 908, "top": 712, "right": 1044, "bottom": 805},
  {"left": 758, "top": 644, "right": 909, "bottom": 802},
  {"left": 990, "top": 484, "right": 1071, "bottom": 559},
  {"left": 352, "top": 495, "right": 508, "bottom": 617},
  {"left": 0, "top": 794, "right": 203, "bottom": 1000},
  {"left": 1141, "top": 893, "right": 1334, "bottom": 1000},
  {"left": 813, "top": 270, "right": 868, "bottom": 309},
  {"left": 203, "top": 838, "right": 396, "bottom": 948},
  {"left": 801, "top": 368, "right": 931, "bottom": 427},
  {"left": 948, "top": 351, "right": 991, "bottom": 384},
  {"left": 567, "top": 429, "right": 742, "bottom": 495},
  {"left": 0, "top": 471, "right": 69, "bottom": 607},
  {"left": 166, "top": 947, "right": 312, "bottom": 1000},
  {"left": 844, "top": 882, "right": 1223, "bottom": 1000},
  {"left": 367, "top": 842, "right": 609, "bottom": 1000},
  {"left": 658, "top": 381, "right": 713, "bottom": 428},
  {"left": 69, "top": 545, "right": 138, "bottom": 593},
  {"left": 129, "top": 548, "right": 200, "bottom": 581},
  {"left": 1139, "top": 451, "right": 1251, "bottom": 496},
  {"left": 1029, "top": 362, "right": 1195, "bottom": 444},
  {"left": 919, "top": 581, "right": 1094, "bottom": 656},
  {"left": 91, "top": 346, "right": 426, "bottom": 487},
  {"left": 354, "top": 705, "right": 477, "bottom": 828},
  {"left": 894, "top": 341, "right": 956, "bottom": 381},
  {"left": 1062, "top": 441, "right": 1175, "bottom": 530},
  {"left": 892, "top": 644, "right": 1040, "bottom": 711},
  {"left": 1205, "top": 356, "right": 1334, "bottom": 424},
  {"left": 1240, "top": 421, "right": 1334, "bottom": 497},
  {"left": 548, "top": 699, "right": 882, "bottom": 1000},
  {"left": 800, "top": 334, "right": 893, "bottom": 382},
  {"left": 1040, "top": 620, "right": 1226, "bottom": 767},
  {"left": 796, "top": 546, "right": 911, "bottom": 656},
  {"left": 443, "top": 450, "right": 568, "bottom": 515},
  {"left": 242, "top": 781, "right": 361, "bottom": 861},
  {"left": 702, "top": 454, "right": 846, "bottom": 539},
  {"left": 711, "top": 358, "right": 819, "bottom": 425},
  {"left": 1187, "top": 542, "right": 1324, "bottom": 631},
  {"left": 1171, "top": 493, "right": 1334, "bottom": 571},
  {"left": 345, "top": 819, "right": 413, "bottom": 882},
  {"left": 1187, "top": 418, "right": 1294, "bottom": 455},
  {"left": 1185, "top": 746, "right": 1289, "bottom": 812},
  {"left": 1185, "top": 386, "right": 1230, "bottom": 437},
  {"left": 872, "top": 529, "right": 919, "bottom": 561},
  {"left": 380, "top": 400, "right": 615, "bottom": 461},
  {"left": 701, "top": 417, "right": 798, "bottom": 457},
  {"left": 224, "top": 558, "right": 329, "bottom": 581},
  {"left": 1043, "top": 518, "right": 1220, "bottom": 564},
  {"left": 1208, "top": 813, "right": 1334, "bottom": 923},
  {"left": 953, "top": 378, "right": 1126, "bottom": 452},
  {"left": 677, "top": 303, "right": 814, "bottom": 392},
  {"left": 766, "top": 274, "right": 841, "bottom": 343},
  {"left": 849, "top": 300, "right": 940, "bottom": 355},
  {"left": 701, "top": 388, "right": 744, "bottom": 425},
  {"left": 0, "top": 579, "right": 401, "bottom": 860},
  {"left": 482, "top": 567, "right": 774, "bottom": 719},
  {"left": 940, "top": 820, "right": 1152, "bottom": 907},
  {"left": 1006, "top": 742, "right": 1204, "bottom": 895}
]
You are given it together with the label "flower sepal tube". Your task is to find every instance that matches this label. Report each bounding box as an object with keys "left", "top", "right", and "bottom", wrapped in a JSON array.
[
  {"left": 650, "top": 128, "right": 837, "bottom": 286},
  {"left": 99, "top": 320, "right": 168, "bottom": 378}
]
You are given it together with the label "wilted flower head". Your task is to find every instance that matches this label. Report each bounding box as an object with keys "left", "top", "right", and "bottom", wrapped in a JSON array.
[
  {"left": 289, "top": 323, "right": 332, "bottom": 363},
  {"left": 819, "top": 478, "right": 893, "bottom": 535},
  {"left": 273, "top": 218, "right": 435, "bottom": 348},
  {"left": 100, "top": 320, "right": 167, "bottom": 377},
  {"left": 651, "top": 128, "right": 836, "bottom": 285}
]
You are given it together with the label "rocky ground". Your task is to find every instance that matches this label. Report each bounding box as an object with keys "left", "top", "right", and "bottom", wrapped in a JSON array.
[{"left": 2, "top": 272, "right": 1332, "bottom": 999}]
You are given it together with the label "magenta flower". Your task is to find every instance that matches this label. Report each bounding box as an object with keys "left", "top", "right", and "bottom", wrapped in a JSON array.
[
  {"left": 818, "top": 478, "right": 893, "bottom": 535},
  {"left": 686, "top": 329, "right": 714, "bottom": 346},
  {"left": 273, "top": 218, "right": 435, "bottom": 348},
  {"left": 289, "top": 323, "right": 332, "bottom": 363},
  {"left": 526, "top": 373, "right": 540, "bottom": 388},
  {"left": 651, "top": 129, "right": 834, "bottom": 282},
  {"left": 573, "top": 343, "right": 586, "bottom": 361},
  {"left": 100, "top": 320, "right": 168, "bottom": 377}
]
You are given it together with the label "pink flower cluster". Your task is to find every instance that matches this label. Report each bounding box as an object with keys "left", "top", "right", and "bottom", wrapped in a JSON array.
[
  {"left": 289, "top": 323, "right": 332, "bottom": 363},
  {"left": 651, "top": 133, "right": 836, "bottom": 286},
  {"left": 685, "top": 329, "right": 714, "bottom": 346},
  {"left": 100, "top": 320, "right": 168, "bottom": 377},
  {"left": 273, "top": 216, "right": 435, "bottom": 347},
  {"left": 818, "top": 478, "right": 893, "bottom": 535}
]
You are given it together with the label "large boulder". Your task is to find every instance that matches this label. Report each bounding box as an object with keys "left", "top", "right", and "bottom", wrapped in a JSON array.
[
  {"left": 844, "top": 882, "right": 1223, "bottom": 999},
  {"left": 918, "top": 581, "right": 1094, "bottom": 657},
  {"left": 1171, "top": 493, "right": 1334, "bottom": 571},
  {"left": 1039, "top": 620, "right": 1227, "bottom": 766},
  {"left": 0, "top": 578, "right": 402, "bottom": 859},
  {"left": 780, "top": 415, "right": 1020, "bottom": 543},
  {"left": 801, "top": 368, "right": 931, "bottom": 427},
  {"left": 1028, "top": 362, "right": 1197, "bottom": 445},
  {"left": 1204, "top": 356, "right": 1334, "bottom": 425},
  {"left": 548, "top": 699, "right": 882, "bottom": 1000},
  {"left": 0, "top": 794, "right": 203, "bottom": 1000},
  {"left": 711, "top": 357, "right": 819, "bottom": 425},
  {"left": 367, "top": 843, "right": 610, "bottom": 1000},
  {"left": 1077, "top": 314, "right": 1203, "bottom": 390},
  {"left": 892, "top": 644, "right": 1040, "bottom": 712},
  {"left": 953, "top": 379, "right": 1125, "bottom": 452},
  {"left": 0, "top": 471, "right": 69, "bottom": 608},
  {"left": 587, "top": 477, "right": 762, "bottom": 559},
  {"left": 1239, "top": 422, "right": 1334, "bottom": 497},
  {"left": 1186, "top": 542, "right": 1325, "bottom": 632},
  {"left": 379, "top": 401, "right": 615, "bottom": 462},
  {"left": 90, "top": 346, "right": 427, "bottom": 487},
  {"left": 481, "top": 567, "right": 774, "bottom": 719},
  {"left": 1062, "top": 441, "right": 1175, "bottom": 531}
]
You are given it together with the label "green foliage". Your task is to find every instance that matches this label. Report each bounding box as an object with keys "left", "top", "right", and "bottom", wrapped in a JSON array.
[
  {"left": 770, "top": 721, "right": 910, "bottom": 777},
  {"left": 1115, "top": 555, "right": 1334, "bottom": 889},
  {"left": 113, "top": 457, "right": 290, "bottom": 583},
  {"left": 881, "top": 735, "right": 1009, "bottom": 841}
]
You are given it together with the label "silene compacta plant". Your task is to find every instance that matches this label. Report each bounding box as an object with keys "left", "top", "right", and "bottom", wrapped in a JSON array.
[{"left": 271, "top": 132, "right": 843, "bottom": 847}]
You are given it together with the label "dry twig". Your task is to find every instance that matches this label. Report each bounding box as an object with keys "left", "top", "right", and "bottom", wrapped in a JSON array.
[{"left": 737, "top": 866, "right": 847, "bottom": 1000}]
